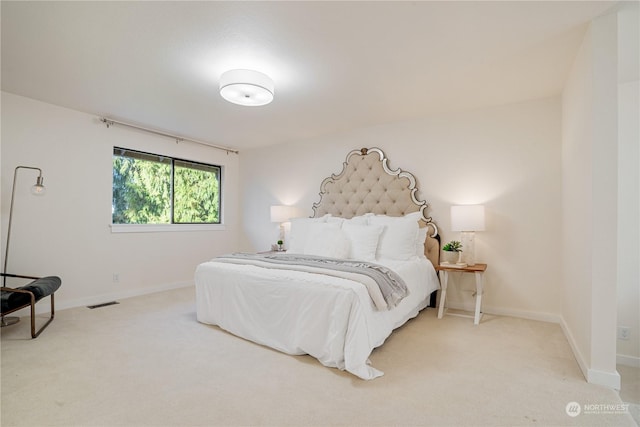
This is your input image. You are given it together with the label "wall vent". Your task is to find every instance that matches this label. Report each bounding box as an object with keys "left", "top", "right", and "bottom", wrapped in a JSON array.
[{"left": 87, "top": 301, "right": 119, "bottom": 309}]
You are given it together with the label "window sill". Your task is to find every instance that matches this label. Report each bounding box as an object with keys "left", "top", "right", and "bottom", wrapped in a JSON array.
[{"left": 110, "top": 224, "right": 226, "bottom": 233}]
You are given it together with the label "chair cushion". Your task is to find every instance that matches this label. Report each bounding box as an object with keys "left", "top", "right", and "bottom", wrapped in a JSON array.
[{"left": 1, "top": 276, "right": 61, "bottom": 312}]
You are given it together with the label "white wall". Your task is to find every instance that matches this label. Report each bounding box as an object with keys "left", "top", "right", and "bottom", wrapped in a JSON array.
[
  {"left": 561, "top": 25, "right": 595, "bottom": 378},
  {"left": 616, "top": 1, "right": 640, "bottom": 367},
  {"left": 1, "top": 92, "right": 240, "bottom": 310},
  {"left": 240, "top": 97, "right": 563, "bottom": 319},
  {"left": 561, "top": 7, "right": 629, "bottom": 389},
  {"left": 617, "top": 79, "right": 639, "bottom": 367}
]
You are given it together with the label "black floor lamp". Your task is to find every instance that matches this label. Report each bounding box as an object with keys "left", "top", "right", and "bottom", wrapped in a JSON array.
[{"left": 1, "top": 166, "right": 46, "bottom": 327}]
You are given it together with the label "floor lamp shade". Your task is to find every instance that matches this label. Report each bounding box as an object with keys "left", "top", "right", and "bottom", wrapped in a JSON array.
[{"left": 451, "top": 205, "right": 485, "bottom": 265}]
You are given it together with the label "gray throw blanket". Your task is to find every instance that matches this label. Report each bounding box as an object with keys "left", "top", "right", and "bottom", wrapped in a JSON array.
[{"left": 213, "top": 253, "right": 409, "bottom": 310}]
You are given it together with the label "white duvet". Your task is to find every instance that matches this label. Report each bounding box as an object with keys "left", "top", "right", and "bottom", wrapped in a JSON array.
[{"left": 195, "top": 257, "right": 439, "bottom": 379}]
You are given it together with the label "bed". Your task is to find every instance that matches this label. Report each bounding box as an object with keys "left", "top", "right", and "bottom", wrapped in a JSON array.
[{"left": 195, "top": 147, "right": 441, "bottom": 379}]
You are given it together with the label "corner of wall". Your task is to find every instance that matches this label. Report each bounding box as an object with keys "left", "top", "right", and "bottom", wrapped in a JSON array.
[
  {"left": 559, "top": 315, "right": 622, "bottom": 390},
  {"left": 559, "top": 315, "right": 589, "bottom": 381}
]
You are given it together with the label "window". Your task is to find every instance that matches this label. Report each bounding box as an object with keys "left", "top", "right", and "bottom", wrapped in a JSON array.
[{"left": 112, "top": 147, "right": 221, "bottom": 225}]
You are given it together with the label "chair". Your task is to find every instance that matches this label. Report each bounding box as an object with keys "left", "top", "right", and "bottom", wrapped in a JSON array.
[{"left": 1, "top": 273, "right": 62, "bottom": 338}]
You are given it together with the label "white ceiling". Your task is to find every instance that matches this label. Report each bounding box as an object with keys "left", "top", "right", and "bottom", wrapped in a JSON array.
[{"left": 1, "top": 1, "right": 617, "bottom": 151}]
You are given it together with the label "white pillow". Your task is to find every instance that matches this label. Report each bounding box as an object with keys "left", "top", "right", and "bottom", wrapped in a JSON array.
[
  {"left": 344, "top": 214, "right": 372, "bottom": 225},
  {"left": 288, "top": 216, "right": 328, "bottom": 254},
  {"left": 369, "top": 212, "right": 421, "bottom": 261},
  {"left": 415, "top": 226, "right": 428, "bottom": 259},
  {"left": 303, "top": 223, "right": 350, "bottom": 259},
  {"left": 342, "top": 223, "right": 384, "bottom": 261},
  {"left": 326, "top": 214, "right": 371, "bottom": 226},
  {"left": 326, "top": 215, "right": 345, "bottom": 226}
]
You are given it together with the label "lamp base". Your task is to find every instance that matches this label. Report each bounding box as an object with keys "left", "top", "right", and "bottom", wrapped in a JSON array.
[
  {"left": 1, "top": 316, "right": 20, "bottom": 327},
  {"left": 460, "top": 231, "right": 477, "bottom": 266}
]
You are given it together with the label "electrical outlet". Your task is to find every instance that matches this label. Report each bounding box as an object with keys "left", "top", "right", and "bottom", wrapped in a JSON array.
[
  {"left": 617, "top": 326, "right": 630, "bottom": 340},
  {"left": 112, "top": 273, "right": 119, "bottom": 283}
]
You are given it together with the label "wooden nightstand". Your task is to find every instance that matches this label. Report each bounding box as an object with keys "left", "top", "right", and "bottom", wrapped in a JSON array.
[{"left": 435, "top": 263, "right": 487, "bottom": 325}]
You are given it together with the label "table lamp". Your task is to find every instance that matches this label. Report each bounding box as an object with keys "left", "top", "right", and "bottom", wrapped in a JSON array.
[
  {"left": 450, "top": 205, "right": 485, "bottom": 266},
  {"left": 270, "top": 205, "right": 298, "bottom": 250}
]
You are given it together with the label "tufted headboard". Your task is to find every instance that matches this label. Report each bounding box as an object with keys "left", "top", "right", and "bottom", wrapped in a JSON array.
[{"left": 312, "top": 147, "right": 440, "bottom": 269}]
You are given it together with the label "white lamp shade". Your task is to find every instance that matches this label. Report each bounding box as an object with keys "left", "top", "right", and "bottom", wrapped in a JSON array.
[
  {"left": 270, "top": 205, "right": 297, "bottom": 223},
  {"left": 451, "top": 205, "right": 485, "bottom": 232},
  {"left": 220, "top": 69, "right": 274, "bottom": 106}
]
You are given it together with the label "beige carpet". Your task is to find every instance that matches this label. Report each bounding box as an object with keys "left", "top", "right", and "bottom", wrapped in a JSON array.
[
  {"left": 618, "top": 364, "right": 640, "bottom": 425},
  {"left": 1, "top": 287, "right": 636, "bottom": 427}
]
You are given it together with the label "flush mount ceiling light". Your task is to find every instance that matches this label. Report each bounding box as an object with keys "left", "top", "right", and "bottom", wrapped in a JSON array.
[{"left": 219, "top": 69, "right": 274, "bottom": 106}]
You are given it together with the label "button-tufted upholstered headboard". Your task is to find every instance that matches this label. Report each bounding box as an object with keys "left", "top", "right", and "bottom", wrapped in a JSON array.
[{"left": 312, "top": 147, "right": 440, "bottom": 269}]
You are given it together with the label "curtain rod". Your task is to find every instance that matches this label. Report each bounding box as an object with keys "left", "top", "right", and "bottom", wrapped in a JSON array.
[{"left": 99, "top": 117, "right": 239, "bottom": 155}]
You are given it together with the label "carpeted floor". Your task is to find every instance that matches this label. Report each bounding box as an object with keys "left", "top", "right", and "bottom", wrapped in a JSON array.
[
  {"left": 1, "top": 286, "right": 636, "bottom": 426},
  {"left": 618, "top": 364, "right": 640, "bottom": 425}
]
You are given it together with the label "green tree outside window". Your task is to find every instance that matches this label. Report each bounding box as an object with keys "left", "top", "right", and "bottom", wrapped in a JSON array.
[{"left": 112, "top": 147, "right": 220, "bottom": 224}]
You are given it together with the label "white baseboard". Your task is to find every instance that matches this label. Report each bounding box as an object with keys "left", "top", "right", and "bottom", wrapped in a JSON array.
[
  {"left": 445, "top": 301, "right": 622, "bottom": 390},
  {"left": 558, "top": 317, "right": 590, "bottom": 382},
  {"left": 617, "top": 354, "right": 640, "bottom": 368},
  {"left": 28, "top": 281, "right": 194, "bottom": 315},
  {"left": 588, "top": 368, "right": 621, "bottom": 390},
  {"left": 559, "top": 317, "right": 622, "bottom": 390},
  {"left": 445, "top": 301, "right": 561, "bottom": 324}
]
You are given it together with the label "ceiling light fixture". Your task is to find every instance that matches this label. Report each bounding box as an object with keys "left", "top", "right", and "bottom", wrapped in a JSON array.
[{"left": 219, "top": 69, "right": 274, "bottom": 107}]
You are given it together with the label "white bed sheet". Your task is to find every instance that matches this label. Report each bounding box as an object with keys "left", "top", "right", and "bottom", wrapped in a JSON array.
[{"left": 195, "top": 257, "right": 439, "bottom": 379}]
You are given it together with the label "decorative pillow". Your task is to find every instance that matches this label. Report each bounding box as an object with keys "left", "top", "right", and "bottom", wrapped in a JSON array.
[
  {"left": 288, "top": 216, "right": 328, "bottom": 254},
  {"left": 369, "top": 212, "right": 421, "bottom": 261},
  {"left": 342, "top": 223, "right": 384, "bottom": 261},
  {"left": 303, "top": 223, "right": 350, "bottom": 259}
]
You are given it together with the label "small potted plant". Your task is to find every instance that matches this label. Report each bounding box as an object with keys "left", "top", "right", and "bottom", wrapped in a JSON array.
[
  {"left": 442, "top": 240, "right": 462, "bottom": 264},
  {"left": 277, "top": 240, "right": 284, "bottom": 251}
]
